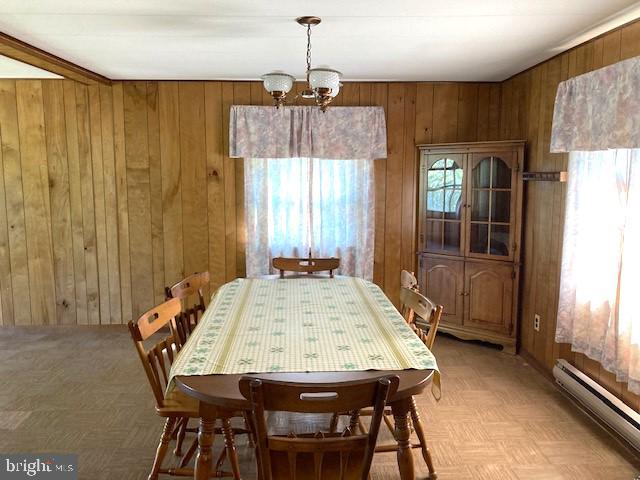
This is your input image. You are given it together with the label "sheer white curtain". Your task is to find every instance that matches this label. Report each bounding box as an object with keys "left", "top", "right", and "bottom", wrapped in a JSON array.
[
  {"left": 244, "top": 158, "right": 374, "bottom": 280},
  {"left": 556, "top": 149, "right": 640, "bottom": 393}
]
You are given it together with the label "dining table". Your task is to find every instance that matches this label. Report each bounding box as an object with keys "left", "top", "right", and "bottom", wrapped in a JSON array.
[{"left": 168, "top": 276, "right": 440, "bottom": 480}]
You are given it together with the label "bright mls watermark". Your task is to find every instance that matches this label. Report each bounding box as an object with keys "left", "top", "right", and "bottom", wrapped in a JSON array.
[{"left": 0, "top": 455, "right": 76, "bottom": 479}]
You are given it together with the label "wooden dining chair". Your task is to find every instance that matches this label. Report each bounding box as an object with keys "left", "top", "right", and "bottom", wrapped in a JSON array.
[
  {"left": 330, "top": 287, "right": 443, "bottom": 479},
  {"left": 383, "top": 287, "right": 442, "bottom": 478},
  {"left": 165, "top": 271, "right": 210, "bottom": 346},
  {"left": 399, "top": 286, "right": 443, "bottom": 349},
  {"left": 272, "top": 256, "right": 340, "bottom": 278},
  {"left": 128, "top": 297, "right": 244, "bottom": 480},
  {"left": 240, "top": 376, "right": 399, "bottom": 480}
]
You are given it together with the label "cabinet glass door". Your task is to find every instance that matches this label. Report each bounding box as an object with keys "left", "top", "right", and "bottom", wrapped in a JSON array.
[
  {"left": 422, "top": 154, "right": 465, "bottom": 254},
  {"left": 466, "top": 152, "right": 516, "bottom": 259}
]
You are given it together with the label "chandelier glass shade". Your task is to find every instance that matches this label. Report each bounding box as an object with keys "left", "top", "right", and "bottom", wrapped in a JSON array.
[
  {"left": 261, "top": 72, "right": 295, "bottom": 95},
  {"left": 308, "top": 68, "right": 342, "bottom": 97},
  {"left": 262, "top": 17, "right": 342, "bottom": 111}
]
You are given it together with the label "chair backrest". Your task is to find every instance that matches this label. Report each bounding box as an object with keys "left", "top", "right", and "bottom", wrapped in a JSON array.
[
  {"left": 165, "top": 271, "right": 210, "bottom": 345},
  {"left": 239, "top": 376, "right": 399, "bottom": 480},
  {"left": 399, "top": 286, "right": 443, "bottom": 349},
  {"left": 128, "top": 297, "right": 182, "bottom": 408},
  {"left": 399, "top": 270, "right": 418, "bottom": 318},
  {"left": 272, "top": 257, "right": 340, "bottom": 279},
  {"left": 400, "top": 269, "right": 418, "bottom": 290}
]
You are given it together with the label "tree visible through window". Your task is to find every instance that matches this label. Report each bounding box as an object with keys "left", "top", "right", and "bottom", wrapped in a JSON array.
[{"left": 427, "top": 158, "right": 463, "bottom": 214}]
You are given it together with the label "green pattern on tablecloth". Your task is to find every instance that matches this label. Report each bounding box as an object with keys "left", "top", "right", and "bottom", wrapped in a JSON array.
[{"left": 168, "top": 277, "right": 440, "bottom": 397}]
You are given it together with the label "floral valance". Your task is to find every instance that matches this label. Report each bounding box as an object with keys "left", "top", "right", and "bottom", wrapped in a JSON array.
[
  {"left": 229, "top": 105, "right": 387, "bottom": 160},
  {"left": 550, "top": 55, "right": 640, "bottom": 152}
]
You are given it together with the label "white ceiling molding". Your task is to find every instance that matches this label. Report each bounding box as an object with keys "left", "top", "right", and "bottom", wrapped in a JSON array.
[
  {"left": 0, "top": 0, "right": 638, "bottom": 81},
  {"left": 552, "top": 1, "right": 640, "bottom": 52}
]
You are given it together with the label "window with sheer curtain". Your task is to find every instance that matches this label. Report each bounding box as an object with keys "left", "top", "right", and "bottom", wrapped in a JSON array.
[
  {"left": 556, "top": 149, "right": 640, "bottom": 394},
  {"left": 244, "top": 157, "right": 374, "bottom": 280}
]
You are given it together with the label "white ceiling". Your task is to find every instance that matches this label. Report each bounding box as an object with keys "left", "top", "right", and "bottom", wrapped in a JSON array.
[
  {"left": 0, "top": 54, "right": 62, "bottom": 78},
  {"left": 0, "top": 0, "right": 639, "bottom": 81}
]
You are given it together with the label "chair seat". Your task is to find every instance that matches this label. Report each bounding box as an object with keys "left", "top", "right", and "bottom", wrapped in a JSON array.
[
  {"left": 157, "top": 389, "right": 200, "bottom": 417},
  {"left": 158, "top": 389, "right": 247, "bottom": 423}
]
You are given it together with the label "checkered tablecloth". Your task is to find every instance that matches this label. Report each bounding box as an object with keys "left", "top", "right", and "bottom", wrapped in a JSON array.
[{"left": 169, "top": 277, "right": 440, "bottom": 396}]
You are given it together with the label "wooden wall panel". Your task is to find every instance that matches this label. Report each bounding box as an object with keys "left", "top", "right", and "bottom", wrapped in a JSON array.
[
  {"left": 146, "top": 82, "right": 166, "bottom": 305},
  {"left": 221, "top": 82, "right": 236, "bottom": 282},
  {"left": 0, "top": 116, "right": 12, "bottom": 325},
  {"left": 456, "top": 84, "right": 478, "bottom": 142},
  {"left": 178, "top": 82, "right": 209, "bottom": 291},
  {"left": 371, "top": 83, "right": 388, "bottom": 288},
  {"left": 15, "top": 81, "right": 56, "bottom": 325},
  {"left": 42, "top": 81, "right": 75, "bottom": 324},
  {"left": 432, "top": 84, "right": 458, "bottom": 143},
  {"left": 204, "top": 82, "right": 226, "bottom": 293},
  {"left": 0, "top": 79, "right": 499, "bottom": 323},
  {"left": 76, "top": 83, "right": 100, "bottom": 324},
  {"left": 88, "top": 85, "right": 110, "bottom": 325},
  {"left": 232, "top": 83, "right": 250, "bottom": 279},
  {"left": 382, "top": 83, "right": 406, "bottom": 306},
  {"left": 499, "top": 19, "right": 640, "bottom": 412},
  {"left": 123, "top": 81, "right": 154, "bottom": 318},
  {"left": 400, "top": 84, "right": 417, "bottom": 290},
  {"left": 99, "top": 84, "right": 122, "bottom": 324},
  {"left": 0, "top": 80, "right": 30, "bottom": 325},
  {"left": 112, "top": 83, "right": 133, "bottom": 324},
  {"left": 62, "top": 80, "right": 88, "bottom": 325},
  {"left": 414, "top": 84, "right": 433, "bottom": 145},
  {"left": 158, "top": 82, "right": 184, "bottom": 292}
]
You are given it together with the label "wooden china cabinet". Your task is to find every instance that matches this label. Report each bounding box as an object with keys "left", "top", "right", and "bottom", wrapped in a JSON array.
[{"left": 416, "top": 141, "right": 524, "bottom": 354}]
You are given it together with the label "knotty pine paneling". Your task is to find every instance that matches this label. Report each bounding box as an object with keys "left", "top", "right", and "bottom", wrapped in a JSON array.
[
  {"left": 499, "top": 19, "right": 640, "bottom": 411},
  {"left": 0, "top": 79, "right": 500, "bottom": 326}
]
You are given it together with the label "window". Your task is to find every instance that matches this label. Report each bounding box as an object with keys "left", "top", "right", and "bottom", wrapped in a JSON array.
[
  {"left": 556, "top": 149, "right": 640, "bottom": 394},
  {"left": 244, "top": 158, "right": 374, "bottom": 280},
  {"left": 427, "top": 158, "right": 463, "bottom": 214}
]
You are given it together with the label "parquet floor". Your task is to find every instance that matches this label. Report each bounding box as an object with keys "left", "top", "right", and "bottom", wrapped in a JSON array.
[{"left": 0, "top": 326, "right": 638, "bottom": 479}]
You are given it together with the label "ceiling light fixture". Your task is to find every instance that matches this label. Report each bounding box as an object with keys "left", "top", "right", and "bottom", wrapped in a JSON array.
[{"left": 261, "top": 16, "right": 342, "bottom": 111}]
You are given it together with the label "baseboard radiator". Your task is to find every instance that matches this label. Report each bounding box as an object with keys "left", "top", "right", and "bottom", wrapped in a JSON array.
[{"left": 553, "top": 359, "right": 640, "bottom": 452}]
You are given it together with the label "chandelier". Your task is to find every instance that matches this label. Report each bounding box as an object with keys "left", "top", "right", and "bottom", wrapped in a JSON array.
[{"left": 261, "top": 16, "right": 342, "bottom": 111}]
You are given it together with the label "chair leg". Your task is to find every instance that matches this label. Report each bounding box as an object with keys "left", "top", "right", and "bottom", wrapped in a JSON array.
[
  {"left": 174, "top": 418, "right": 187, "bottom": 456},
  {"left": 179, "top": 438, "right": 198, "bottom": 469},
  {"left": 409, "top": 397, "right": 437, "bottom": 479},
  {"left": 329, "top": 412, "right": 340, "bottom": 433},
  {"left": 348, "top": 410, "right": 360, "bottom": 434},
  {"left": 243, "top": 411, "right": 256, "bottom": 448},
  {"left": 221, "top": 417, "right": 242, "bottom": 480},
  {"left": 149, "top": 417, "right": 177, "bottom": 480}
]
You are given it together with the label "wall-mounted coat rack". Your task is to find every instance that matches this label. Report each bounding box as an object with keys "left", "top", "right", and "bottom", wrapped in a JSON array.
[{"left": 523, "top": 171, "right": 568, "bottom": 182}]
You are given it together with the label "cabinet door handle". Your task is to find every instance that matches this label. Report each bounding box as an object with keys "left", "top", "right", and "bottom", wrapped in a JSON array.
[{"left": 460, "top": 292, "right": 470, "bottom": 296}]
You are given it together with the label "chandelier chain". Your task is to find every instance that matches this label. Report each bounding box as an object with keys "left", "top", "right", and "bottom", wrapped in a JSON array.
[{"left": 306, "top": 24, "right": 312, "bottom": 77}]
